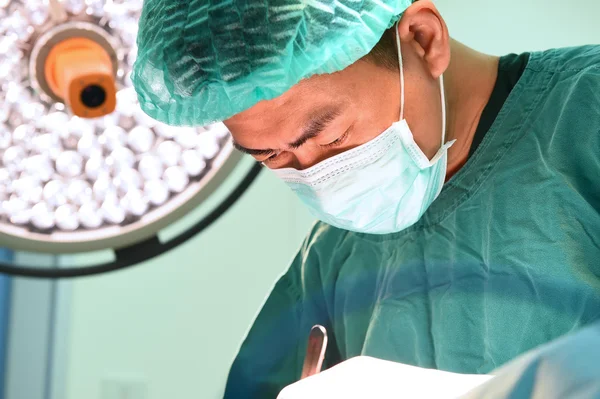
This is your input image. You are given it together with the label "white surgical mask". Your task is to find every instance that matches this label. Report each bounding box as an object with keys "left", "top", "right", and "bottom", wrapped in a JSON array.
[{"left": 272, "top": 23, "right": 454, "bottom": 234}]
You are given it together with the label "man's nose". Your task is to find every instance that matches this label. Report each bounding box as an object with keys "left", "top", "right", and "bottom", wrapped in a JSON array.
[{"left": 292, "top": 144, "right": 331, "bottom": 170}]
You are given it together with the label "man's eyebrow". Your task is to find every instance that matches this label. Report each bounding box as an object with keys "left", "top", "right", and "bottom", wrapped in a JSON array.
[
  {"left": 289, "top": 107, "right": 341, "bottom": 149},
  {"left": 231, "top": 106, "right": 342, "bottom": 155},
  {"left": 232, "top": 140, "right": 275, "bottom": 156}
]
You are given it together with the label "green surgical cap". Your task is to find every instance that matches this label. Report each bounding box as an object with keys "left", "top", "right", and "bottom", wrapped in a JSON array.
[{"left": 132, "top": 0, "right": 412, "bottom": 126}]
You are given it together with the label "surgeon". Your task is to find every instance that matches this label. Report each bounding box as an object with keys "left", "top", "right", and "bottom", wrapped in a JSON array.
[{"left": 132, "top": 0, "right": 600, "bottom": 397}]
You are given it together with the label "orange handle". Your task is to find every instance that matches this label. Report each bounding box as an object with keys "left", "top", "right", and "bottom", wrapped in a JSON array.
[{"left": 45, "top": 37, "right": 116, "bottom": 118}]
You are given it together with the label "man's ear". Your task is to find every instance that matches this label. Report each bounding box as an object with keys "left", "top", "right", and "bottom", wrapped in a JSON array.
[{"left": 397, "top": 1, "right": 450, "bottom": 79}]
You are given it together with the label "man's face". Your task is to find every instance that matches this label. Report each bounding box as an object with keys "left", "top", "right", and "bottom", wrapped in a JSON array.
[
  {"left": 224, "top": 59, "right": 405, "bottom": 171},
  {"left": 225, "top": 11, "right": 447, "bottom": 171}
]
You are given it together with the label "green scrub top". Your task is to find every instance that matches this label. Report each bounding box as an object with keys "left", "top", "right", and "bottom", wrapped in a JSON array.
[{"left": 224, "top": 45, "right": 600, "bottom": 399}]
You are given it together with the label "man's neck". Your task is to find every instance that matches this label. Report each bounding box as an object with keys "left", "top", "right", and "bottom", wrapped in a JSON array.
[{"left": 444, "top": 39, "right": 499, "bottom": 178}]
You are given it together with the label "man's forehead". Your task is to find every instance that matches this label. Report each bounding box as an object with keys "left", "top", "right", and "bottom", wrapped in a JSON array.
[
  {"left": 226, "top": 82, "right": 334, "bottom": 128},
  {"left": 225, "top": 96, "right": 301, "bottom": 135}
]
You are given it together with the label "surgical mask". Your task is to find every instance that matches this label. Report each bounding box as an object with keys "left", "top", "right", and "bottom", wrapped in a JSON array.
[{"left": 272, "top": 24, "right": 455, "bottom": 234}]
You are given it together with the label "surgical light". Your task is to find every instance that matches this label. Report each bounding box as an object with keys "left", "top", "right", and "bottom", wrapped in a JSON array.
[{"left": 0, "top": 0, "right": 261, "bottom": 278}]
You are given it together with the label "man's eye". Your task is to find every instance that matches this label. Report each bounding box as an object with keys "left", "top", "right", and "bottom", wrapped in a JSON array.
[
  {"left": 264, "top": 152, "right": 280, "bottom": 162},
  {"left": 321, "top": 129, "right": 350, "bottom": 148}
]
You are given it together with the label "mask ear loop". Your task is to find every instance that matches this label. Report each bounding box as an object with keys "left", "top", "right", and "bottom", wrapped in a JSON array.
[
  {"left": 395, "top": 21, "right": 405, "bottom": 121},
  {"left": 440, "top": 75, "right": 447, "bottom": 145},
  {"left": 395, "top": 20, "right": 451, "bottom": 153}
]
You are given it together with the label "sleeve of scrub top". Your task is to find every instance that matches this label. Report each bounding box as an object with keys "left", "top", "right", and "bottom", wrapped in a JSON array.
[{"left": 223, "top": 224, "right": 340, "bottom": 399}]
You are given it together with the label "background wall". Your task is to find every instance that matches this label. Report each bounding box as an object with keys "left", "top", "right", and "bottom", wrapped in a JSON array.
[
  {"left": 435, "top": 0, "right": 598, "bottom": 55},
  {"left": 62, "top": 157, "right": 315, "bottom": 399},
  {"left": 59, "top": 1, "right": 599, "bottom": 399}
]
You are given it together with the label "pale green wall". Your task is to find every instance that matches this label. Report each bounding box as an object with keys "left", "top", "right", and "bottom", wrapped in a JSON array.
[
  {"left": 63, "top": 158, "right": 315, "bottom": 399},
  {"left": 436, "top": 0, "right": 599, "bottom": 55},
  {"left": 61, "top": 1, "right": 600, "bottom": 399}
]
